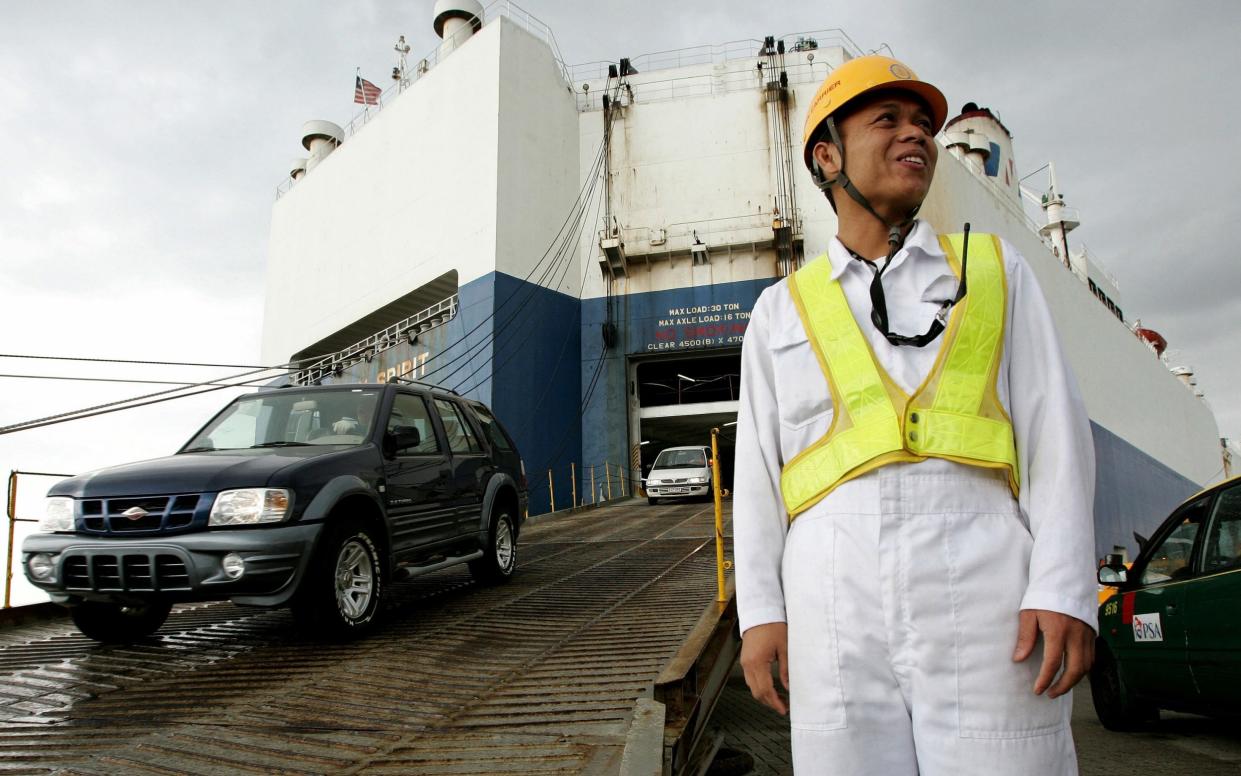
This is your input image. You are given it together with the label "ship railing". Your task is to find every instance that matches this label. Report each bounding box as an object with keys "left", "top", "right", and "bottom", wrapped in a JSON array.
[
  {"left": 1074, "top": 243, "right": 1121, "bottom": 292},
  {"left": 291, "top": 294, "right": 459, "bottom": 386},
  {"left": 602, "top": 210, "right": 802, "bottom": 260},
  {"left": 955, "top": 153, "right": 1128, "bottom": 303},
  {"left": 952, "top": 151, "right": 1050, "bottom": 242},
  {"left": 276, "top": 0, "right": 572, "bottom": 200},
  {"left": 574, "top": 57, "right": 832, "bottom": 112},
  {"left": 567, "top": 28, "right": 863, "bottom": 83},
  {"left": 1053, "top": 205, "right": 1082, "bottom": 226},
  {"left": 337, "top": 0, "right": 572, "bottom": 139}
]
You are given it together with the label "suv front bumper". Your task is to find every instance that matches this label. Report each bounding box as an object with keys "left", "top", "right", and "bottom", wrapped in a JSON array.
[{"left": 22, "top": 523, "right": 324, "bottom": 607}]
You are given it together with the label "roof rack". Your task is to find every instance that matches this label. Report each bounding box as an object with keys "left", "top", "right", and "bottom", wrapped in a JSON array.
[{"left": 386, "top": 375, "right": 461, "bottom": 396}]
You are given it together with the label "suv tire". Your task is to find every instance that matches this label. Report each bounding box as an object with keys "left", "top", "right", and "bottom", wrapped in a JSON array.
[
  {"left": 293, "top": 520, "right": 384, "bottom": 639},
  {"left": 1090, "top": 643, "right": 1157, "bottom": 730},
  {"left": 71, "top": 600, "right": 171, "bottom": 644},
  {"left": 647, "top": 497, "right": 659, "bottom": 506},
  {"left": 470, "top": 510, "right": 517, "bottom": 584}
]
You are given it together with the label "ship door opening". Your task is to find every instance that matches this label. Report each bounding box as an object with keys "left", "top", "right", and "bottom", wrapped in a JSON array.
[{"left": 633, "top": 351, "right": 740, "bottom": 490}]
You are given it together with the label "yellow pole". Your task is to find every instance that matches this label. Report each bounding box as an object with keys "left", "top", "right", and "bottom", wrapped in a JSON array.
[
  {"left": 548, "top": 469, "right": 556, "bottom": 513},
  {"left": 590, "top": 465, "right": 596, "bottom": 504},
  {"left": 605, "top": 461, "right": 613, "bottom": 501},
  {"left": 571, "top": 462, "right": 577, "bottom": 508},
  {"left": 5, "top": 471, "right": 17, "bottom": 610},
  {"left": 711, "top": 429, "right": 726, "bottom": 603}
]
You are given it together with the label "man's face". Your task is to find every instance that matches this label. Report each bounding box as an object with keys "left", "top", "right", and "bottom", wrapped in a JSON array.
[{"left": 813, "top": 91, "right": 938, "bottom": 217}]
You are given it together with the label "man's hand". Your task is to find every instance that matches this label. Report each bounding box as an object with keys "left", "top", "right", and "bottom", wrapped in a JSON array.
[
  {"left": 332, "top": 418, "right": 359, "bottom": 434},
  {"left": 740, "top": 622, "right": 789, "bottom": 715},
  {"left": 1013, "top": 609, "right": 1095, "bottom": 698}
]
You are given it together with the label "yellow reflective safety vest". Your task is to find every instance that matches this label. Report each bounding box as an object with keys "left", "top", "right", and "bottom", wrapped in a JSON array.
[{"left": 781, "top": 233, "right": 1019, "bottom": 520}]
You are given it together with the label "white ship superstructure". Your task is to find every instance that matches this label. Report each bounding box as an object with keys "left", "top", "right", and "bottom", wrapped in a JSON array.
[{"left": 261, "top": 0, "right": 1222, "bottom": 560}]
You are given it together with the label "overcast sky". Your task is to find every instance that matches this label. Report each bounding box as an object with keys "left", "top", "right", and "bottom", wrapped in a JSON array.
[{"left": 2, "top": 2, "right": 1238, "bottom": 598}]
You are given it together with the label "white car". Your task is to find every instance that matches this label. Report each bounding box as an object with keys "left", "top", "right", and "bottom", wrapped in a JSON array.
[{"left": 644, "top": 446, "right": 713, "bottom": 505}]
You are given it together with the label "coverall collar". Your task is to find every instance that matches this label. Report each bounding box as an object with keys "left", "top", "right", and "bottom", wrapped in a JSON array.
[{"left": 826, "top": 219, "right": 940, "bottom": 281}]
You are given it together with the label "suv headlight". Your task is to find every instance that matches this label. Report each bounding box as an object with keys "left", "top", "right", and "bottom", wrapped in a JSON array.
[
  {"left": 40, "top": 497, "right": 75, "bottom": 532},
  {"left": 688, "top": 476, "right": 707, "bottom": 484},
  {"left": 209, "top": 489, "right": 291, "bottom": 527}
]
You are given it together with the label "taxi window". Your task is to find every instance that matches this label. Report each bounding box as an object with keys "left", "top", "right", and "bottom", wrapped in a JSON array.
[
  {"left": 1140, "top": 496, "right": 1210, "bottom": 585},
  {"left": 434, "top": 399, "right": 483, "bottom": 455},
  {"left": 1203, "top": 486, "right": 1241, "bottom": 574}
]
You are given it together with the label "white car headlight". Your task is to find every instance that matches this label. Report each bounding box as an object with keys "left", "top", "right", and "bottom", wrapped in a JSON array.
[
  {"left": 209, "top": 489, "right": 290, "bottom": 527},
  {"left": 40, "top": 497, "right": 75, "bottom": 532},
  {"left": 688, "top": 477, "right": 707, "bottom": 484}
]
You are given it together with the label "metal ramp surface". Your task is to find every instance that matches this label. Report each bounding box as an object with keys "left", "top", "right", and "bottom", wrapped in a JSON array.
[{"left": 0, "top": 500, "right": 733, "bottom": 775}]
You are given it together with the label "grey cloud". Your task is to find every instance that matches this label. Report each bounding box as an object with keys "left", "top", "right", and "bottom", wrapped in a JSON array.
[{"left": 0, "top": 0, "right": 1237, "bottom": 454}]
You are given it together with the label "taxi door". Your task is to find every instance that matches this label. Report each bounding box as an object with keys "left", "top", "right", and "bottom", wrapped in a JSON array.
[
  {"left": 1115, "top": 495, "right": 1212, "bottom": 706},
  {"left": 1186, "top": 483, "right": 1241, "bottom": 707}
]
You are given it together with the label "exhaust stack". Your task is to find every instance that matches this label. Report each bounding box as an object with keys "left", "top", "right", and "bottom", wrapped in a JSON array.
[{"left": 433, "top": 0, "right": 484, "bottom": 59}]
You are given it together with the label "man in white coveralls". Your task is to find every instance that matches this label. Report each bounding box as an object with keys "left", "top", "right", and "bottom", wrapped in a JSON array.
[{"left": 733, "top": 54, "right": 1097, "bottom": 775}]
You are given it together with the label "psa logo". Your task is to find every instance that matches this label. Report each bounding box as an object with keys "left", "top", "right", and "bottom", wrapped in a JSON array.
[{"left": 1132, "top": 613, "right": 1164, "bottom": 643}]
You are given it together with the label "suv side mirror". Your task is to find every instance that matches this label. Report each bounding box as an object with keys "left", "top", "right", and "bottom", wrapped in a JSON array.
[{"left": 382, "top": 426, "right": 422, "bottom": 458}]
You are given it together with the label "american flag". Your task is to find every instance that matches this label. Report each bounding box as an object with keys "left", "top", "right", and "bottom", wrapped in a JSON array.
[{"left": 354, "top": 75, "right": 382, "bottom": 106}]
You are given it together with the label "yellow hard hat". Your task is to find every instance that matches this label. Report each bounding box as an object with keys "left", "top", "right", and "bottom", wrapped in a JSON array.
[{"left": 802, "top": 55, "right": 948, "bottom": 171}]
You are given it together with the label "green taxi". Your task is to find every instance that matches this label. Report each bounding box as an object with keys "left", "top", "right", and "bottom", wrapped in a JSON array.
[{"left": 1091, "top": 474, "right": 1241, "bottom": 729}]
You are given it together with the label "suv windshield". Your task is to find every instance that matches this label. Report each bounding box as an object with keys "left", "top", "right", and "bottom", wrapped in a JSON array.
[
  {"left": 653, "top": 449, "right": 706, "bottom": 469},
  {"left": 182, "top": 389, "right": 382, "bottom": 452}
]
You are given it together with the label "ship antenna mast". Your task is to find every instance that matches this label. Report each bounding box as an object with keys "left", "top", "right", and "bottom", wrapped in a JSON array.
[{"left": 393, "top": 34, "right": 411, "bottom": 90}]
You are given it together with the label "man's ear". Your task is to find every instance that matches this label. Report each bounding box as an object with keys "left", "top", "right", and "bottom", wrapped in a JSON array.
[{"left": 812, "top": 140, "right": 841, "bottom": 181}]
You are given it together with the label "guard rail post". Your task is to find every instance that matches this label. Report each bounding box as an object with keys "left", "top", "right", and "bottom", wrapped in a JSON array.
[
  {"left": 5, "top": 471, "right": 16, "bottom": 609},
  {"left": 605, "top": 461, "right": 613, "bottom": 501},
  {"left": 571, "top": 462, "right": 578, "bottom": 508},
  {"left": 590, "top": 466, "right": 596, "bottom": 505},
  {"left": 548, "top": 469, "right": 556, "bottom": 513},
  {"left": 4, "top": 470, "right": 71, "bottom": 609},
  {"left": 710, "top": 429, "right": 726, "bottom": 603}
]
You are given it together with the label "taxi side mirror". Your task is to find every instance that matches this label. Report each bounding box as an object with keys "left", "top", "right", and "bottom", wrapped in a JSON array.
[{"left": 1097, "top": 565, "right": 1127, "bottom": 586}]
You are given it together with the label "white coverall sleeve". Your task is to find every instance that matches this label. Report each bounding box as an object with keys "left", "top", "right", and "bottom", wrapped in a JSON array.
[
  {"left": 1005, "top": 244, "right": 1099, "bottom": 631},
  {"left": 733, "top": 291, "right": 790, "bottom": 635}
]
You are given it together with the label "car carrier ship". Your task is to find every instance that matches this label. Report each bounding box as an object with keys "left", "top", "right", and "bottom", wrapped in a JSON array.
[{"left": 261, "top": 0, "right": 1224, "bottom": 563}]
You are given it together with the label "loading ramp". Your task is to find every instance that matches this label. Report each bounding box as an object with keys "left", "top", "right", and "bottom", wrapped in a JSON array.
[{"left": 0, "top": 500, "right": 737, "bottom": 775}]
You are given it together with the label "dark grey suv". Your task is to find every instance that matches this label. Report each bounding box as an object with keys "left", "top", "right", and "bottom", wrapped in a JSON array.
[{"left": 22, "top": 382, "right": 528, "bottom": 642}]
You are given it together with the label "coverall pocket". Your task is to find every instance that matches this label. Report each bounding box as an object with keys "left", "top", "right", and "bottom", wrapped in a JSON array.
[
  {"left": 771, "top": 339, "right": 832, "bottom": 432},
  {"left": 784, "top": 516, "right": 847, "bottom": 731},
  {"left": 946, "top": 511, "right": 1067, "bottom": 739}
]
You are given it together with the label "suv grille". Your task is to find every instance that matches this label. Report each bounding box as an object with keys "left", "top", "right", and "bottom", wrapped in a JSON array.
[
  {"left": 81, "top": 495, "right": 202, "bottom": 534},
  {"left": 62, "top": 553, "right": 191, "bottom": 592}
]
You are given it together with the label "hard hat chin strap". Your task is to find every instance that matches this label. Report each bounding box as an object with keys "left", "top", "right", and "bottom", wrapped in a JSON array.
[
  {"left": 814, "top": 116, "right": 962, "bottom": 349},
  {"left": 817, "top": 117, "right": 921, "bottom": 260}
]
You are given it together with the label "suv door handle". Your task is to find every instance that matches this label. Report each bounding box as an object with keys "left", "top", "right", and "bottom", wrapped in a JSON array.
[{"left": 1164, "top": 603, "right": 1178, "bottom": 615}]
